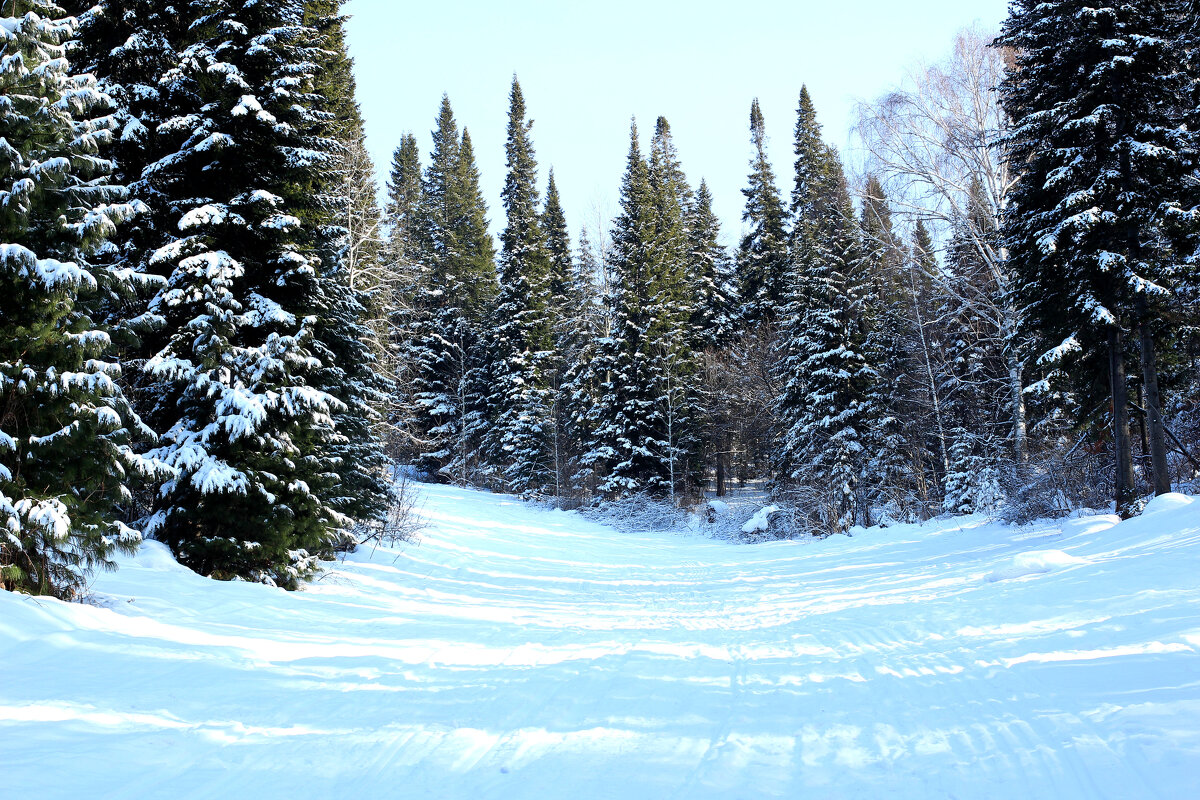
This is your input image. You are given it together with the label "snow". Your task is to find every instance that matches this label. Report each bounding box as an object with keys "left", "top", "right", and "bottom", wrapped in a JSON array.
[
  {"left": 740, "top": 503, "right": 779, "bottom": 533},
  {"left": 2, "top": 485, "right": 1200, "bottom": 798}
]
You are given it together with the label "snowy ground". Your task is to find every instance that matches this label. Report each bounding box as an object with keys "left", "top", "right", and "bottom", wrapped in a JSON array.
[{"left": 3, "top": 486, "right": 1200, "bottom": 799}]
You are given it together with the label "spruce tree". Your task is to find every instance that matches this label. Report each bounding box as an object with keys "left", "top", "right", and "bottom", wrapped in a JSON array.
[
  {"left": 403, "top": 98, "right": 495, "bottom": 483},
  {"left": 541, "top": 169, "right": 577, "bottom": 496},
  {"left": 584, "top": 121, "right": 695, "bottom": 499},
  {"left": 485, "top": 77, "right": 555, "bottom": 495},
  {"left": 385, "top": 133, "right": 424, "bottom": 269},
  {"left": 381, "top": 132, "right": 423, "bottom": 458},
  {"left": 687, "top": 179, "right": 734, "bottom": 349},
  {"left": 777, "top": 153, "right": 874, "bottom": 532},
  {"left": 998, "top": 0, "right": 1193, "bottom": 514},
  {"left": 736, "top": 99, "right": 790, "bottom": 324},
  {"left": 543, "top": 169, "right": 573, "bottom": 309},
  {"left": 858, "top": 177, "right": 921, "bottom": 520},
  {"left": 558, "top": 227, "right": 607, "bottom": 497},
  {"left": 790, "top": 87, "right": 837, "bottom": 267},
  {"left": 303, "top": 0, "right": 391, "bottom": 531},
  {"left": 70, "top": 0, "right": 188, "bottom": 373},
  {"left": 0, "top": 2, "right": 160, "bottom": 598},
  {"left": 140, "top": 0, "right": 347, "bottom": 586}
]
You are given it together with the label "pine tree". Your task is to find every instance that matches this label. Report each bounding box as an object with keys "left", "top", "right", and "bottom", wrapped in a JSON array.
[
  {"left": 736, "top": 99, "right": 790, "bottom": 324},
  {"left": 999, "top": 0, "right": 1193, "bottom": 514},
  {"left": 0, "top": 3, "right": 161, "bottom": 598},
  {"left": 485, "top": 77, "right": 555, "bottom": 495},
  {"left": 140, "top": 0, "right": 347, "bottom": 586}
]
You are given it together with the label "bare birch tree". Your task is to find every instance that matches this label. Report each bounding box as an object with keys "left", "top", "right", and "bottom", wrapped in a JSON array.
[{"left": 854, "top": 26, "right": 1028, "bottom": 466}]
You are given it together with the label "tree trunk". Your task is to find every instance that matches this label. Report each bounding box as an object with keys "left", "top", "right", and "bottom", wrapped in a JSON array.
[
  {"left": 1109, "top": 328, "right": 1136, "bottom": 517},
  {"left": 1139, "top": 321, "right": 1171, "bottom": 495},
  {"left": 1009, "top": 357, "right": 1028, "bottom": 465},
  {"left": 715, "top": 431, "right": 727, "bottom": 497}
]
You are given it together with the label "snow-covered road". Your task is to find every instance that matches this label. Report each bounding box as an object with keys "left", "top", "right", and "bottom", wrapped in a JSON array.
[{"left": 3, "top": 485, "right": 1200, "bottom": 798}]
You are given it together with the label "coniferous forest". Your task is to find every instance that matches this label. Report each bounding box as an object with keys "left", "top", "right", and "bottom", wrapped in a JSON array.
[{"left": 2, "top": 0, "right": 1199, "bottom": 598}]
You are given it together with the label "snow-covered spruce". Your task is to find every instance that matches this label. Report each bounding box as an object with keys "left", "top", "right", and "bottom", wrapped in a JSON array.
[
  {"left": 135, "top": 0, "right": 351, "bottom": 588},
  {"left": 483, "top": 77, "right": 557, "bottom": 496},
  {"left": 0, "top": 2, "right": 164, "bottom": 598}
]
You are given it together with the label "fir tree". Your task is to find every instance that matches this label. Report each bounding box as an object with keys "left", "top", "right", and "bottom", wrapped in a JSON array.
[
  {"left": 858, "top": 177, "right": 921, "bottom": 520},
  {"left": 543, "top": 169, "right": 573, "bottom": 309},
  {"left": 790, "top": 87, "right": 839, "bottom": 264},
  {"left": 385, "top": 133, "right": 423, "bottom": 269},
  {"left": 558, "top": 227, "right": 606, "bottom": 496},
  {"left": 541, "top": 168, "right": 576, "bottom": 496},
  {"left": 380, "top": 131, "right": 423, "bottom": 458},
  {"left": 0, "top": 3, "right": 161, "bottom": 598}
]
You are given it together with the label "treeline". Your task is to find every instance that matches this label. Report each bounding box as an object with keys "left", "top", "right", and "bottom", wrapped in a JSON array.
[
  {"left": 387, "top": 4, "right": 1200, "bottom": 531},
  {"left": 2, "top": 0, "right": 1198, "bottom": 598}
]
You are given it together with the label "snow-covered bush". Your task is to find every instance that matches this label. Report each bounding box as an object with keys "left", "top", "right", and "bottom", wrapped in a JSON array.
[{"left": 579, "top": 493, "right": 691, "bottom": 534}]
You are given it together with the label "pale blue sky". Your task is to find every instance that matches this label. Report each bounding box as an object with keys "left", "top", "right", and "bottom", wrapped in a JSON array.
[{"left": 344, "top": 0, "right": 1010, "bottom": 247}]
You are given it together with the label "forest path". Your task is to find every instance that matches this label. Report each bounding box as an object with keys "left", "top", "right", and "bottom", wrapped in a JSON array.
[{"left": 3, "top": 485, "right": 1200, "bottom": 799}]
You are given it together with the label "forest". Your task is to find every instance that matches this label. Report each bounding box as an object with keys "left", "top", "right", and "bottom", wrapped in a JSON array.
[{"left": 1, "top": 0, "right": 1198, "bottom": 597}]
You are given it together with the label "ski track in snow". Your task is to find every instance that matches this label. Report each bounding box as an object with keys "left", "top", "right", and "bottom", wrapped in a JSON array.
[{"left": 3, "top": 487, "right": 1200, "bottom": 798}]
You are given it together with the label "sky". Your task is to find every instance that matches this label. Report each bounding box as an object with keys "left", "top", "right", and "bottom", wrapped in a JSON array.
[{"left": 344, "top": 0, "right": 1011, "bottom": 249}]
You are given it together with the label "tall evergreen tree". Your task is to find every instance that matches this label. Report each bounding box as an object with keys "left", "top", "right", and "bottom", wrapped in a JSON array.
[
  {"left": 558, "top": 227, "right": 607, "bottom": 497},
  {"left": 385, "top": 133, "right": 424, "bottom": 269},
  {"left": 543, "top": 169, "right": 573, "bottom": 309},
  {"left": 777, "top": 152, "right": 874, "bottom": 531},
  {"left": 584, "top": 121, "right": 695, "bottom": 498},
  {"left": 999, "top": 0, "right": 1193, "bottom": 514},
  {"left": 736, "top": 99, "right": 790, "bottom": 324},
  {"left": 404, "top": 98, "right": 495, "bottom": 483},
  {"left": 139, "top": 0, "right": 348, "bottom": 586},
  {"left": 858, "top": 176, "right": 923, "bottom": 519},
  {"left": 381, "top": 132, "right": 423, "bottom": 458},
  {"left": 687, "top": 179, "right": 734, "bottom": 349},
  {"left": 0, "top": 2, "right": 162, "bottom": 597},
  {"left": 302, "top": 0, "right": 391, "bottom": 531},
  {"left": 541, "top": 169, "right": 577, "bottom": 496},
  {"left": 486, "top": 77, "right": 555, "bottom": 494}
]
